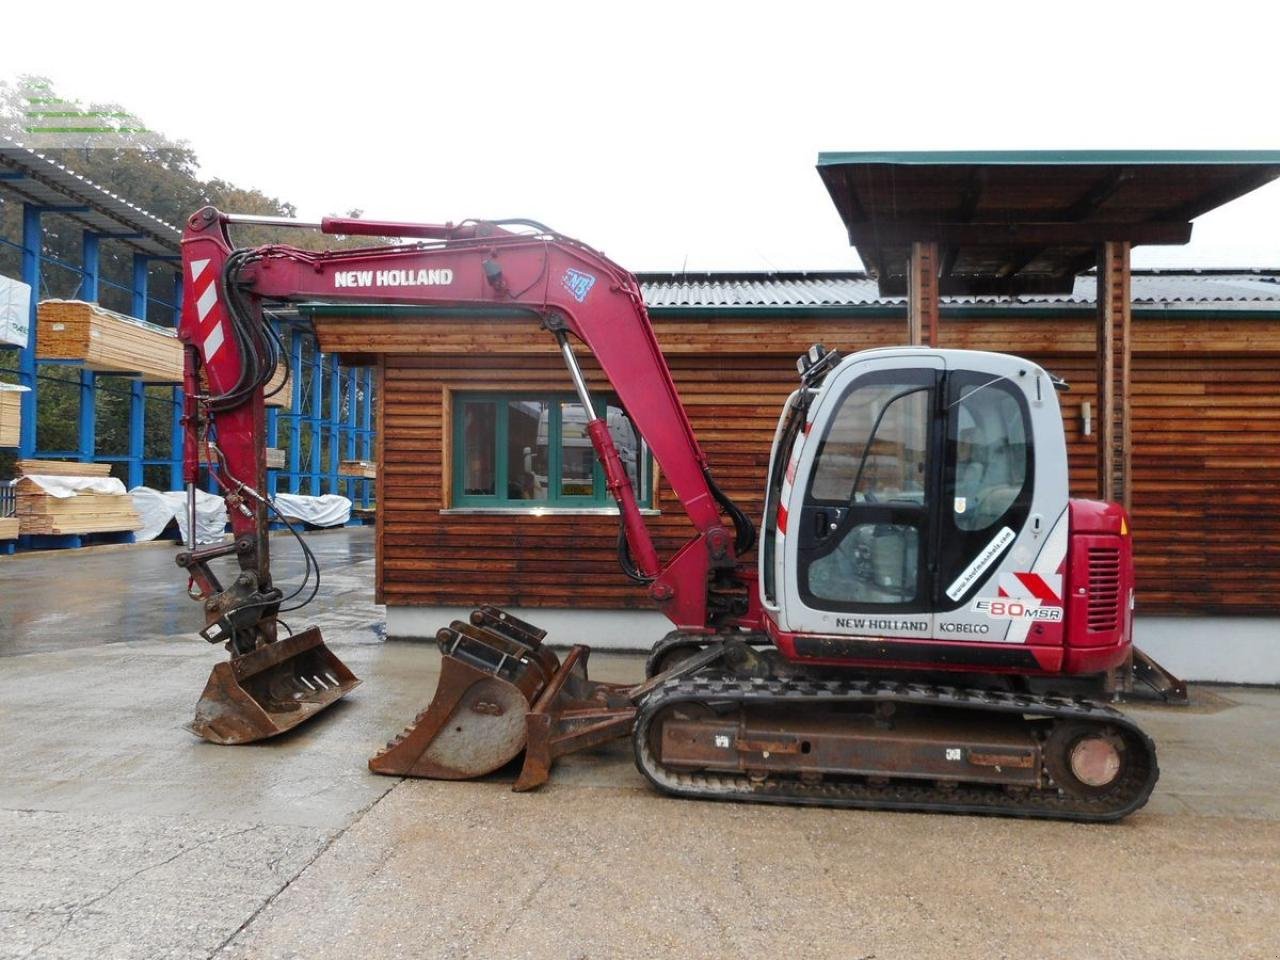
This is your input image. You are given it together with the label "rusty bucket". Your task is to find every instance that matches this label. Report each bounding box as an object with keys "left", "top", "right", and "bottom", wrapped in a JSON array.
[
  {"left": 188, "top": 627, "right": 360, "bottom": 744},
  {"left": 368, "top": 608, "right": 557, "bottom": 778},
  {"left": 369, "top": 606, "right": 647, "bottom": 787}
]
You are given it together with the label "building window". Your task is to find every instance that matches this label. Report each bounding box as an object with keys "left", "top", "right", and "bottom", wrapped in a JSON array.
[{"left": 452, "top": 393, "right": 650, "bottom": 508}]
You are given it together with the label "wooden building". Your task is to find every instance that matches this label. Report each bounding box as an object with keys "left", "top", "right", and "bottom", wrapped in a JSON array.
[
  {"left": 309, "top": 269, "right": 1280, "bottom": 636},
  {"left": 308, "top": 152, "right": 1280, "bottom": 682}
]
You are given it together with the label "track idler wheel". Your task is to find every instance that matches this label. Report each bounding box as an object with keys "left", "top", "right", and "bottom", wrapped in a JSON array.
[{"left": 1043, "top": 720, "right": 1140, "bottom": 801}]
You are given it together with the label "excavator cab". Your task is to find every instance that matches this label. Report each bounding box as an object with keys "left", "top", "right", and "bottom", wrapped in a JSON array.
[{"left": 759, "top": 346, "right": 1105, "bottom": 677}]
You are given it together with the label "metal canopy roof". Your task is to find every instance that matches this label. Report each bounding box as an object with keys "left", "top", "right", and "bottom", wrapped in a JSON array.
[
  {"left": 636, "top": 269, "right": 1280, "bottom": 312},
  {"left": 817, "top": 150, "right": 1280, "bottom": 297},
  {"left": 0, "top": 138, "right": 181, "bottom": 258}
]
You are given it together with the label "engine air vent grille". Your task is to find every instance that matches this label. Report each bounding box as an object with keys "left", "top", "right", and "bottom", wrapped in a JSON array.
[{"left": 1087, "top": 546, "right": 1121, "bottom": 633}]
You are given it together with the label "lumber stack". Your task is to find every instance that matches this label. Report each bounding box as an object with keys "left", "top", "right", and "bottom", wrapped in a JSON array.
[
  {"left": 0, "top": 517, "right": 18, "bottom": 540},
  {"left": 266, "top": 447, "right": 286, "bottom": 469},
  {"left": 37, "top": 300, "right": 183, "bottom": 382},
  {"left": 197, "top": 362, "right": 292, "bottom": 408},
  {"left": 339, "top": 459, "right": 377, "bottom": 479},
  {"left": 0, "top": 386, "right": 20, "bottom": 448},
  {"left": 13, "top": 459, "right": 143, "bottom": 536},
  {"left": 264, "top": 363, "right": 292, "bottom": 408}
]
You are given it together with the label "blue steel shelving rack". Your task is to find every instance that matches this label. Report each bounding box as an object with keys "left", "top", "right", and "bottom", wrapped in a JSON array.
[{"left": 1, "top": 204, "right": 375, "bottom": 546}]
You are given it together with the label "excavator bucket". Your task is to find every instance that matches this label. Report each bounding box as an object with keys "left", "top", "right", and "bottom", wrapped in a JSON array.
[
  {"left": 369, "top": 606, "right": 641, "bottom": 783},
  {"left": 369, "top": 608, "right": 560, "bottom": 778},
  {"left": 188, "top": 627, "right": 360, "bottom": 744}
]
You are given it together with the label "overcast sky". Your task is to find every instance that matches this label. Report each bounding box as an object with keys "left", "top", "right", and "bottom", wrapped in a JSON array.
[{"left": 7, "top": 1, "right": 1279, "bottom": 273}]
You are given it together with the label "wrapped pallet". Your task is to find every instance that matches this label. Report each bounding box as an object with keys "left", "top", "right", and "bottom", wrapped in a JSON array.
[
  {"left": 13, "top": 459, "right": 143, "bottom": 536},
  {"left": 0, "top": 383, "right": 26, "bottom": 448},
  {"left": 0, "top": 275, "right": 33, "bottom": 348},
  {"left": 37, "top": 300, "right": 182, "bottom": 383}
]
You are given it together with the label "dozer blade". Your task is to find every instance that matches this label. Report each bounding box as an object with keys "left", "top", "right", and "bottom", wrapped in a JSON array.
[{"left": 188, "top": 627, "right": 360, "bottom": 745}]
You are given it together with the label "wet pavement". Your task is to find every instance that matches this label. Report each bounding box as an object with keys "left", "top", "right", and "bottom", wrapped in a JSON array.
[
  {"left": 1, "top": 528, "right": 1278, "bottom": 959},
  {"left": 0, "top": 528, "right": 376, "bottom": 658}
]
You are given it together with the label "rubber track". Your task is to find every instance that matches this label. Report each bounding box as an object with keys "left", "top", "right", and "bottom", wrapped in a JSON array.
[{"left": 633, "top": 674, "right": 1159, "bottom": 822}]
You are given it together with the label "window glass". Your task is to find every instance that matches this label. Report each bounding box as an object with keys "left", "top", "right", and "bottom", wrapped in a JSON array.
[
  {"left": 604, "top": 401, "right": 643, "bottom": 501},
  {"left": 808, "top": 523, "right": 919, "bottom": 604},
  {"left": 811, "top": 383, "right": 929, "bottom": 505},
  {"left": 560, "top": 401, "right": 595, "bottom": 497},
  {"left": 507, "top": 399, "right": 548, "bottom": 501},
  {"left": 453, "top": 393, "right": 649, "bottom": 508},
  {"left": 462, "top": 402, "right": 495, "bottom": 496},
  {"left": 950, "top": 381, "right": 1028, "bottom": 531}
]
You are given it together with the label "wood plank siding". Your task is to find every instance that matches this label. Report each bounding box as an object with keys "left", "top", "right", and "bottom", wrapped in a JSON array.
[{"left": 313, "top": 310, "right": 1280, "bottom": 618}]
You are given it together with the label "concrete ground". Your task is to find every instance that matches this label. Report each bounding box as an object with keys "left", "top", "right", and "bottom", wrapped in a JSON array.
[{"left": 1, "top": 527, "right": 1278, "bottom": 960}]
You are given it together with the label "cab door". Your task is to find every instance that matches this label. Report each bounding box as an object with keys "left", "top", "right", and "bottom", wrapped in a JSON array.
[
  {"left": 779, "top": 350, "right": 1069, "bottom": 652},
  {"left": 781, "top": 355, "right": 944, "bottom": 639}
]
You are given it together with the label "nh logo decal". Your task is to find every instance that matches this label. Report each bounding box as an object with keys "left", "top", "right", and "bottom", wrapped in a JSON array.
[{"left": 561, "top": 268, "right": 596, "bottom": 303}]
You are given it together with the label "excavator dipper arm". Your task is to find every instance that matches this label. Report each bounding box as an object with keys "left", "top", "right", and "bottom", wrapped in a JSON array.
[
  {"left": 181, "top": 207, "right": 756, "bottom": 633},
  {"left": 177, "top": 206, "right": 756, "bottom": 765}
]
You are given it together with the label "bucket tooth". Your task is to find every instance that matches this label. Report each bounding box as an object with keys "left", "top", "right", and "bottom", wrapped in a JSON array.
[{"left": 188, "top": 627, "right": 360, "bottom": 745}]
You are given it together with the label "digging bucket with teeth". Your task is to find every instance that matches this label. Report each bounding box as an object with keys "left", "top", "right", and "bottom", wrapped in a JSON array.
[
  {"left": 188, "top": 627, "right": 360, "bottom": 744},
  {"left": 368, "top": 606, "right": 639, "bottom": 785},
  {"left": 369, "top": 606, "right": 724, "bottom": 787}
]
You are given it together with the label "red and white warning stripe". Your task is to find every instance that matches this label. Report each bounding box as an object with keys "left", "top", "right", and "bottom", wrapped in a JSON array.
[
  {"left": 775, "top": 430, "right": 807, "bottom": 537},
  {"left": 189, "top": 257, "right": 225, "bottom": 361},
  {"left": 997, "top": 571, "right": 1063, "bottom": 605}
]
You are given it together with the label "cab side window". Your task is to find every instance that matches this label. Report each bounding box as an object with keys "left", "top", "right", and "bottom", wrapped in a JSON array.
[
  {"left": 939, "top": 372, "right": 1034, "bottom": 605},
  {"left": 952, "top": 384, "right": 1028, "bottom": 532}
]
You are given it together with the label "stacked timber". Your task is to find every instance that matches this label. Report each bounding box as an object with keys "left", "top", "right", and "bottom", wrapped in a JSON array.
[
  {"left": 266, "top": 447, "right": 287, "bottom": 469},
  {"left": 36, "top": 300, "right": 182, "bottom": 382},
  {"left": 13, "top": 459, "right": 143, "bottom": 536},
  {"left": 339, "top": 460, "right": 377, "bottom": 479},
  {"left": 197, "top": 362, "right": 292, "bottom": 408},
  {"left": 264, "top": 363, "right": 292, "bottom": 409},
  {"left": 0, "top": 517, "right": 17, "bottom": 540},
  {"left": 0, "top": 384, "right": 21, "bottom": 447}
]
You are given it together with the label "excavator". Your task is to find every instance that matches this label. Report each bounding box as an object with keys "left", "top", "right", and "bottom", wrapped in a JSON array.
[{"left": 176, "top": 206, "right": 1159, "bottom": 821}]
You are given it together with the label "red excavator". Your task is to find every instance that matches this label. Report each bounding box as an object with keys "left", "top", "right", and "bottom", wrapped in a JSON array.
[{"left": 177, "top": 207, "right": 1159, "bottom": 821}]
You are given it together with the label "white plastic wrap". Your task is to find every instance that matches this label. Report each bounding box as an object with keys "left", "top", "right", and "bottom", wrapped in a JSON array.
[
  {"left": 164, "top": 489, "right": 229, "bottom": 544},
  {"left": 0, "top": 275, "right": 32, "bottom": 349},
  {"left": 126, "top": 487, "right": 229, "bottom": 544},
  {"left": 271, "top": 492, "right": 352, "bottom": 527},
  {"left": 23, "top": 474, "right": 128, "bottom": 498},
  {"left": 128, "top": 487, "right": 177, "bottom": 541}
]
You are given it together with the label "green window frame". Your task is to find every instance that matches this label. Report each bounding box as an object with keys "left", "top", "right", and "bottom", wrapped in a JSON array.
[{"left": 451, "top": 392, "right": 651, "bottom": 509}]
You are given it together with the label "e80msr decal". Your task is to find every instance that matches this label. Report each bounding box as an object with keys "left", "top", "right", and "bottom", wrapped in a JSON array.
[{"left": 971, "top": 598, "right": 1063, "bottom": 622}]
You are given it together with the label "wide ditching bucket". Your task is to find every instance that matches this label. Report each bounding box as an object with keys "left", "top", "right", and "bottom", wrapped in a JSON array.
[
  {"left": 188, "top": 627, "right": 361, "bottom": 744},
  {"left": 369, "top": 606, "right": 637, "bottom": 787}
]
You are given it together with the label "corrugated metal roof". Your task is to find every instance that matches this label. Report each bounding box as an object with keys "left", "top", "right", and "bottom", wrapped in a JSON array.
[
  {"left": 638, "top": 270, "right": 1280, "bottom": 311},
  {"left": 0, "top": 138, "right": 181, "bottom": 257}
]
